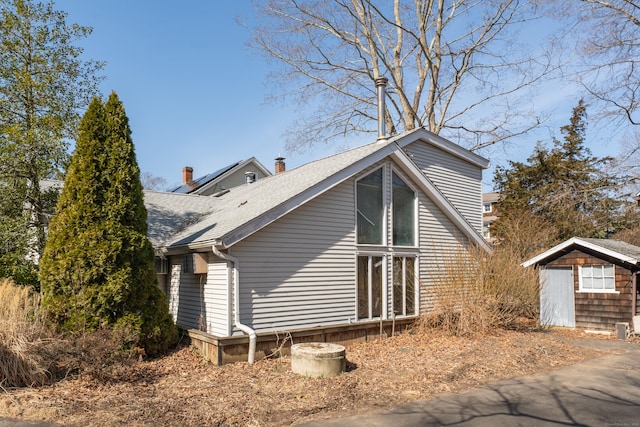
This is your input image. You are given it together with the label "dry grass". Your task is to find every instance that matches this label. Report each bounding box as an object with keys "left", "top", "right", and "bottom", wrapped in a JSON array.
[
  {"left": 425, "top": 246, "right": 540, "bottom": 336},
  {"left": 0, "top": 278, "right": 140, "bottom": 389},
  {"left": 0, "top": 327, "right": 618, "bottom": 426},
  {"left": 0, "top": 278, "right": 50, "bottom": 388}
]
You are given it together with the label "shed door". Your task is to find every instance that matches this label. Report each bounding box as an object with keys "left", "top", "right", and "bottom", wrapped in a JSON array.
[{"left": 540, "top": 267, "right": 575, "bottom": 327}]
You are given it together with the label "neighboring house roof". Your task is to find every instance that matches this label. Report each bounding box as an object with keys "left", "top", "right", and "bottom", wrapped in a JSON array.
[
  {"left": 40, "top": 179, "right": 64, "bottom": 192},
  {"left": 170, "top": 157, "right": 272, "bottom": 194},
  {"left": 483, "top": 192, "right": 500, "bottom": 203},
  {"left": 163, "top": 128, "right": 491, "bottom": 252},
  {"left": 522, "top": 237, "right": 640, "bottom": 268}
]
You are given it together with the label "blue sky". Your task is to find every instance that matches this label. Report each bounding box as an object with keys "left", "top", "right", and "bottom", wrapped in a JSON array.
[
  {"left": 54, "top": 1, "right": 622, "bottom": 192},
  {"left": 56, "top": 0, "right": 337, "bottom": 190}
]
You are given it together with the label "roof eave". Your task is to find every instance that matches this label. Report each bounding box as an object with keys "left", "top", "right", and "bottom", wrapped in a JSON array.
[
  {"left": 396, "top": 128, "right": 490, "bottom": 169},
  {"left": 522, "top": 237, "right": 639, "bottom": 267}
]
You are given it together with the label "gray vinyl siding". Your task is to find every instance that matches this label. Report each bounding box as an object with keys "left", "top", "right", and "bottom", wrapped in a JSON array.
[
  {"left": 204, "top": 258, "right": 231, "bottom": 336},
  {"left": 417, "top": 191, "right": 469, "bottom": 312},
  {"left": 167, "top": 254, "right": 230, "bottom": 335},
  {"left": 230, "top": 179, "right": 357, "bottom": 334},
  {"left": 405, "top": 141, "right": 483, "bottom": 233}
]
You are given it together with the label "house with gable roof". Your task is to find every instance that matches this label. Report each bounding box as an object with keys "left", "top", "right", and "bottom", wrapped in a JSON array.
[
  {"left": 146, "top": 127, "right": 490, "bottom": 364},
  {"left": 170, "top": 157, "right": 272, "bottom": 196}
]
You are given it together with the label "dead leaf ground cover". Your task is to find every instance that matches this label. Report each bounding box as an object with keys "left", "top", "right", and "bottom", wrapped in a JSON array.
[{"left": 0, "top": 327, "right": 624, "bottom": 426}]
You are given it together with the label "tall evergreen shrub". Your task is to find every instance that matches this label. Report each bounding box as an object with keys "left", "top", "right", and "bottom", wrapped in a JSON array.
[{"left": 39, "top": 93, "right": 177, "bottom": 356}]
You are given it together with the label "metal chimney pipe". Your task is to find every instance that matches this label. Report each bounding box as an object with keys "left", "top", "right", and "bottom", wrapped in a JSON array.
[{"left": 375, "top": 77, "right": 388, "bottom": 141}]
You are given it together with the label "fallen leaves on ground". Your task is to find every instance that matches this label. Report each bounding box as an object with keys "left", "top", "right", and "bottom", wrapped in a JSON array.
[{"left": 0, "top": 327, "right": 621, "bottom": 426}]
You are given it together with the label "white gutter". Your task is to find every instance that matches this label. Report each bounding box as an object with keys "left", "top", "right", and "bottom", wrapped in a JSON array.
[{"left": 211, "top": 245, "right": 256, "bottom": 364}]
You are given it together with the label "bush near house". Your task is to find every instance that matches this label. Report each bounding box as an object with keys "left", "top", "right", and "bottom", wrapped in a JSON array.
[
  {"left": 425, "top": 246, "right": 540, "bottom": 336},
  {"left": 39, "top": 93, "right": 177, "bottom": 356}
]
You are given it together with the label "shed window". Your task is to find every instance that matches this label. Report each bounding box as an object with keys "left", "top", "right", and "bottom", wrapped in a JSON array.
[
  {"left": 579, "top": 265, "right": 615, "bottom": 292},
  {"left": 357, "top": 169, "right": 384, "bottom": 245},
  {"left": 392, "top": 172, "right": 416, "bottom": 246}
]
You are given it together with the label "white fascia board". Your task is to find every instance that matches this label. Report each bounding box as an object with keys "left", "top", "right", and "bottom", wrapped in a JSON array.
[
  {"left": 240, "top": 157, "right": 273, "bottom": 177},
  {"left": 389, "top": 147, "right": 491, "bottom": 252},
  {"left": 396, "top": 128, "right": 490, "bottom": 169},
  {"left": 219, "top": 142, "right": 396, "bottom": 249},
  {"left": 521, "top": 237, "right": 639, "bottom": 267}
]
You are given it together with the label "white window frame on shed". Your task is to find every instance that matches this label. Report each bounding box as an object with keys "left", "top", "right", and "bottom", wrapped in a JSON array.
[{"left": 578, "top": 264, "right": 617, "bottom": 293}]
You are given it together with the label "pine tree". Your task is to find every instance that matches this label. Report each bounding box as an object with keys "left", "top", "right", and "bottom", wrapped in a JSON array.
[
  {"left": 40, "top": 93, "right": 177, "bottom": 356},
  {"left": 0, "top": 0, "right": 104, "bottom": 272},
  {"left": 493, "top": 100, "right": 624, "bottom": 253}
]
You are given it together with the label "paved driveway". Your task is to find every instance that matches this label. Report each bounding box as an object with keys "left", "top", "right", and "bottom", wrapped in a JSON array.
[{"left": 300, "top": 339, "right": 640, "bottom": 427}]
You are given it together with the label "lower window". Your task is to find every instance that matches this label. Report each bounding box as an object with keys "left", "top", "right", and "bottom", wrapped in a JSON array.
[
  {"left": 393, "top": 256, "right": 416, "bottom": 316},
  {"left": 357, "top": 255, "right": 383, "bottom": 319}
]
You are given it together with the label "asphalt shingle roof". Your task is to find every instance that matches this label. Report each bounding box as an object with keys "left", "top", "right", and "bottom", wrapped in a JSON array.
[
  {"left": 578, "top": 238, "right": 640, "bottom": 262},
  {"left": 165, "top": 137, "right": 394, "bottom": 248}
]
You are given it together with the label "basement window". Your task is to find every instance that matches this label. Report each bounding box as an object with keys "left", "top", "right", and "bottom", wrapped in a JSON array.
[{"left": 578, "top": 265, "right": 616, "bottom": 292}]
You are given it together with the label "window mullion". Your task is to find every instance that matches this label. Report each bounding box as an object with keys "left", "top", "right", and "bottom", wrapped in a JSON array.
[
  {"left": 368, "top": 256, "right": 373, "bottom": 319},
  {"left": 402, "top": 257, "right": 407, "bottom": 316}
]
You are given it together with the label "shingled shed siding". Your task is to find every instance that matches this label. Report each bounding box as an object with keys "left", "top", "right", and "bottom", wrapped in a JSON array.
[
  {"left": 546, "top": 249, "right": 634, "bottom": 330},
  {"left": 230, "top": 179, "right": 357, "bottom": 334},
  {"left": 404, "top": 140, "right": 483, "bottom": 233}
]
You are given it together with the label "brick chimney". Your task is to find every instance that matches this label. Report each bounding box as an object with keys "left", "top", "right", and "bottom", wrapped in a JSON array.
[
  {"left": 182, "top": 166, "right": 193, "bottom": 184},
  {"left": 275, "top": 157, "right": 286, "bottom": 174}
]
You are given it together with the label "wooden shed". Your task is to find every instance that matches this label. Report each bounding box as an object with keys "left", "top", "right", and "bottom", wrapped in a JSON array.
[{"left": 523, "top": 237, "right": 640, "bottom": 332}]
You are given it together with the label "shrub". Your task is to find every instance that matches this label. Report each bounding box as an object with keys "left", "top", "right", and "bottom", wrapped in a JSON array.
[
  {"left": 0, "top": 278, "right": 49, "bottom": 387},
  {"left": 39, "top": 94, "right": 177, "bottom": 356},
  {"left": 422, "top": 245, "right": 540, "bottom": 336}
]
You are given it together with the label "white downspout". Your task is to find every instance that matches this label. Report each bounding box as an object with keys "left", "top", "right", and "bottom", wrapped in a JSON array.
[{"left": 212, "top": 245, "right": 256, "bottom": 364}]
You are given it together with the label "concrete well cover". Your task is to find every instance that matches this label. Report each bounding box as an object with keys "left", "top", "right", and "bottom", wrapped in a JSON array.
[{"left": 290, "top": 343, "right": 346, "bottom": 377}]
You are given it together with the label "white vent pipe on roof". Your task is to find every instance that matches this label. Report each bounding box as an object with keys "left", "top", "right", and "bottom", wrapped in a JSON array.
[
  {"left": 212, "top": 246, "right": 256, "bottom": 364},
  {"left": 375, "top": 77, "right": 388, "bottom": 141}
]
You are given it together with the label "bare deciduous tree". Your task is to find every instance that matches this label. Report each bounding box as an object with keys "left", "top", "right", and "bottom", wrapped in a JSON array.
[
  {"left": 570, "top": 0, "right": 640, "bottom": 125},
  {"left": 250, "top": 0, "right": 556, "bottom": 152}
]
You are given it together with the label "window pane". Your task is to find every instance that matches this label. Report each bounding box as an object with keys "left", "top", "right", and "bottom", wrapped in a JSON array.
[
  {"left": 582, "top": 277, "right": 593, "bottom": 289},
  {"left": 357, "top": 256, "right": 369, "bottom": 319},
  {"left": 406, "top": 258, "right": 416, "bottom": 315},
  {"left": 393, "top": 257, "right": 403, "bottom": 315},
  {"left": 604, "top": 277, "right": 615, "bottom": 290},
  {"left": 603, "top": 265, "right": 614, "bottom": 277},
  {"left": 371, "top": 256, "right": 383, "bottom": 318},
  {"left": 392, "top": 173, "right": 415, "bottom": 246},
  {"left": 357, "top": 169, "right": 383, "bottom": 244}
]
